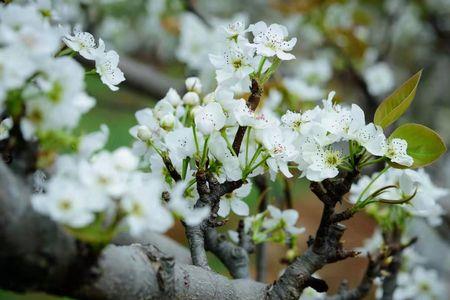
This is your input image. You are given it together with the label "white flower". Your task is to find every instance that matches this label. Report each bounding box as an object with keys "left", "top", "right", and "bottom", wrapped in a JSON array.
[
  {"left": 363, "top": 63, "right": 395, "bottom": 96},
  {"left": 31, "top": 177, "right": 105, "bottom": 228},
  {"left": 392, "top": 267, "right": 446, "bottom": 300},
  {"left": 121, "top": 176, "right": 173, "bottom": 236},
  {"left": 300, "top": 141, "right": 343, "bottom": 182},
  {"left": 284, "top": 78, "right": 325, "bottom": 102},
  {"left": 63, "top": 25, "right": 97, "bottom": 60},
  {"left": 0, "top": 117, "right": 13, "bottom": 141},
  {"left": 233, "top": 99, "right": 275, "bottom": 129},
  {"left": 94, "top": 41, "right": 125, "bottom": 91},
  {"left": 248, "top": 21, "right": 297, "bottom": 60},
  {"left": 78, "top": 152, "right": 127, "bottom": 198},
  {"left": 129, "top": 108, "right": 162, "bottom": 146},
  {"left": 258, "top": 126, "right": 298, "bottom": 178},
  {"left": 264, "top": 205, "right": 305, "bottom": 235},
  {"left": 209, "top": 38, "right": 258, "bottom": 88},
  {"left": 281, "top": 110, "right": 317, "bottom": 135},
  {"left": 165, "top": 127, "right": 198, "bottom": 169},
  {"left": 224, "top": 20, "right": 247, "bottom": 40},
  {"left": 0, "top": 46, "right": 37, "bottom": 99},
  {"left": 167, "top": 182, "right": 210, "bottom": 226},
  {"left": 386, "top": 138, "right": 413, "bottom": 166},
  {"left": 194, "top": 102, "right": 226, "bottom": 135},
  {"left": 218, "top": 183, "right": 251, "bottom": 217},
  {"left": 78, "top": 124, "right": 109, "bottom": 157},
  {"left": 185, "top": 77, "right": 202, "bottom": 94},
  {"left": 209, "top": 134, "right": 241, "bottom": 181}
]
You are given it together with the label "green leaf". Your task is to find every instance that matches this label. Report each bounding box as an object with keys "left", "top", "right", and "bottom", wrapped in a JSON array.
[
  {"left": 389, "top": 123, "right": 447, "bottom": 168},
  {"left": 374, "top": 70, "right": 422, "bottom": 128}
]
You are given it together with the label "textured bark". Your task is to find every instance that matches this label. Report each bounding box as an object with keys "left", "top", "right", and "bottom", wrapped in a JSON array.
[
  {"left": 381, "top": 228, "right": 402, "bottom": 300},
  {"left": 204, "top": 228, "right": 250, "bottom": 279},
  {"left": 267, "top": 171, "right": 360, "bottom": 300},
  {"left": 114, "top": 231, "right": 192, "bottom": 264},
  {"left": 0, "top": 161, "right": 267, "bottom": 299}
]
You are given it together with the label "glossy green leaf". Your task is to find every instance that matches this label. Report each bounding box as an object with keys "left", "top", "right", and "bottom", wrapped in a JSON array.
[
  {"left": 389, "top": 123, "right": 446, "bottom": 168},
  {"left": 374, "top": 70, "right": 422, "bottom": 128}
]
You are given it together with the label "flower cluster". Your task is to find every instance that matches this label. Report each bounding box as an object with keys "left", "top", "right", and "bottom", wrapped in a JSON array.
[
  {"left": 228, "top": 205, "right": 305, "bottom": 245},
  {"left": 31, "top": 127, "right": 208, "bottom": 238},
  {"left": 0, "top": 2, "right": 123, "bottom": 143},
  {"left": 360, "top": 230, "right": 448, "bottom": 300},
  {"left": 63, "top": 25, "right": 125, "bottom": 91},
  {"left": 350, "top": 168, "right": 448, "bottom": 226}
]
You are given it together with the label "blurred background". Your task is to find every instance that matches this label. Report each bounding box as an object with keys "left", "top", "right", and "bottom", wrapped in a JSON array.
[{"left": 2, "top": 0, "right": 450, "bottom": 299}]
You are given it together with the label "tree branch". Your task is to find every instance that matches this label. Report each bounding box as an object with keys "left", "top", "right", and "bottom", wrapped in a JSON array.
[
  {"left": 0, "top": 161, "right": 268, "bottom": 299},
  {"left": 266, "top": 171, "right": 359, "bottom": 300}
]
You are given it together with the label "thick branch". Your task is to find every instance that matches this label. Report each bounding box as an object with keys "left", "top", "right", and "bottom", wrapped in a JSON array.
[
  {"left": 267, "top": 171, "right": 359, "bottom": 300},
  {"left": 0, "top": 161, "right": 267, "bottom": 299},
  {"left": 204, "top": 228, "right": 250, "bottom": 279}
]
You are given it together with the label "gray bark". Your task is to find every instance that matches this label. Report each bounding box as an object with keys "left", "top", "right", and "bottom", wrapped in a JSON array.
[{"left": 0, "top": 161, "right": 266, "bottom": 299}]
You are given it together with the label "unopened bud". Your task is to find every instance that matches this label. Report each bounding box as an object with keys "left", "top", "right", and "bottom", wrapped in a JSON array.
[
  {"left": 160, "top": 114, "right": 175, "bottom": 130},
  {"left": 163, "top": 88, "right": 182, "bottom": 107},
  {"left": 185, "top": 77, "right": 202, "bottom": 94},
  {"left": 183, "top": 91, "right": 200, "bottom": 106},
  {"left": 137, "top": 125, "right": 152, "bottom": 142}
]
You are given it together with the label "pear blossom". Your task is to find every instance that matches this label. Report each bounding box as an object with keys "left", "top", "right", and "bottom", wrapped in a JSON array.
[
  {"left": 386, "top": 138, "right": 413, "bottom": 167},
  {"left": 218, "top": 183, "right": 251, "bottom": 217},
  {"left": 167, "top": 182, "right": 210, "bottom": 226},
  {"left": 63, "top": 25, "right": 97, "bottom": 59},
  {"left": 224, "top": 20, "right": 247, "bottom": 40},
  {"left": 264, "top": 205, "right": 305, "bottom": 235},
  {"left": 31, "top": 177, "right": 106, "bottom": 228},
  {"left": 363, "top": 62, "right": 395, "bottom": 96},
  {"left": 194, "top": 102, "right": 226, "bottom": 135},
  {"left": 233, "top": 99, "right": 275, "bottom": 129},
  {"left": 258, "top": 126, "right": 298, "bottom": 178},
  {"left": 209, "top": 38, "right": 257, "bottom": 88},
  {"left": 391, "top": 267, "right": 446, "bottom": 300},
  {"left": 165, "top": 127, "right": 199, "bottom": 170},
  {"left": 209, "top": 134, "right": 242, "bottom": 181},
  {"left": 121, "top": 176, "right": 173, "bottom": 236},
  {"left": 300, "top": 141, "right": 343, "bottom": 182},
  {"left": 248, "top": 21, "right": 297, "bottom": 60},
  {"left": 94, "top": 42, "right": 125, "bottom": 91},
  {"left": 0, "top": 117, "right": 13, "bottom": 140}
]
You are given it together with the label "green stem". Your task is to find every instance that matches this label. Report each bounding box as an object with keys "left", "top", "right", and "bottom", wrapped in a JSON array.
[
  {"left": 192, "top": 125, "right": 200, "bottom": 153},
  {"left": 356, "top": 165, "right": 390, "bottom": 204},
  {"left": 200, "top": 135, "right": 210, "bottom": 168},
  {"left": 221, "top": 129, "right": 237, "bottom": 156},
  {"left": 359, "top": 157, "right": 386, "bottom": 168},
  {"left": 256, "top": 57, "right": 267, "bottom": 78},
  {"left": 245, "top": 127, "right": 252, "bottom": 166}
]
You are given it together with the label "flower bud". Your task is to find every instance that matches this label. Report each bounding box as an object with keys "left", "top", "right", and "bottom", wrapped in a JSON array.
[
  {"left": 160, "top": 114, "right": 175, "bottom": 130},
  {"left": 185, "top": 77, "right": 202, "bottom": 94},
  {"left": 137, "top": 125, "right": 152, "bottom": 142},
  {"left": 183, "top": 91, "right": 200, "bottom": 106},
  {"left": 163, "top": 88, "right": 182, "bottom": 107}
]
